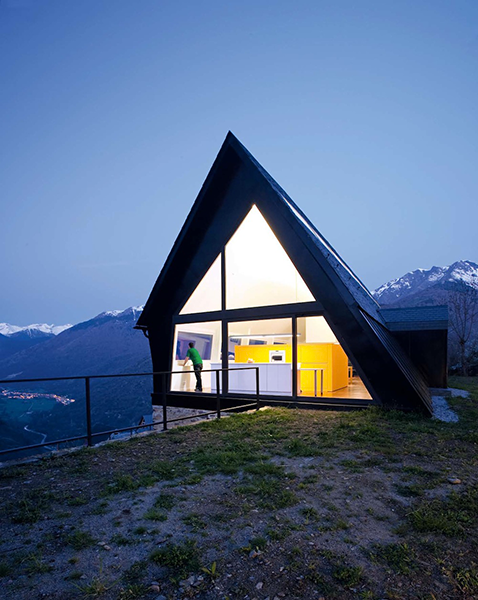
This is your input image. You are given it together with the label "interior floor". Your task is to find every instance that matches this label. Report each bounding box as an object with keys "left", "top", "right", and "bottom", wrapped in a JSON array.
[{"left": 323, "top": 376, "right": 372, "bottom": 400}]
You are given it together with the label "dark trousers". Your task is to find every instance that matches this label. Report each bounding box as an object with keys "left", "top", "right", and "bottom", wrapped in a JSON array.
[{"left": 193, "top": 364, "right": 203, "bottom": 391}]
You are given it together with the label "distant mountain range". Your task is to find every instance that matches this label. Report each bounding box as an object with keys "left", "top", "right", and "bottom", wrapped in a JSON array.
[
  {"left": 0, "top": 306, "right": 151, "bottom": 455},
  {"left": 0, "top": 306, "right": 147, "bottom": 380},
  {"left": 372, "top": 260, "right": 478, "bottom": 307}
]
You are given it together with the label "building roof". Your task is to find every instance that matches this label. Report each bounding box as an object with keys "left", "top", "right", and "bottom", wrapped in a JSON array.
[{"left": 380, "top": 306, "right": 449, "bottom": 331}]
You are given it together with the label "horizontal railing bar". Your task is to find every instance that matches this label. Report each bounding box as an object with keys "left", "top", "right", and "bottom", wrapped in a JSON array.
[
  {"left": 222, "top": 402, "right": 257, "bottom": 411},
  {"left": 0, "top": 399, "right": 256, "bottom": 457},
  {"left": 0, "top": 434, "right": 89, "bottom": 456},
  {"left": 0, "top": 366, "right": 258, "bottom": 386}
]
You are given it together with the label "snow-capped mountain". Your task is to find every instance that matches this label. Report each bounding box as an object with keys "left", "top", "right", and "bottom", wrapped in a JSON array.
[
  {"left": 96, "top": 306, "right": 144, "bottom": 320},
  {"left": 0, "top": 307, "right": 144, "bottom": 365},
  {"left": 0, "top": 322, "right": 72, "bottom": 337},
  {"left": 373, "top": 260, "right": 478, "bottom": 307}
]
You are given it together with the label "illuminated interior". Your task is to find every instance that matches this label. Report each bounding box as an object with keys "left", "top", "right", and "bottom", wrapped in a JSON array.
[
  {"left": 225, "top": 206, "right": 314, "bottom": 309},
  {"left": 171, "top": 321, "right": 221, "bottom": 392},
  {"left": 172, "top": 206, "right": 370, "bottom": 400},
  {"left": 180, "top": 255, "right": 221, "bottom": 315},
  {"left": 220, "top": 318, "right": 293, "bottom": 396},
  {"left": 296, "top": 317, "right": 371, "bottom": 399}
]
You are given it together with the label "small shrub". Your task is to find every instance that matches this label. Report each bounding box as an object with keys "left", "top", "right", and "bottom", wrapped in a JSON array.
[
  {"left": 333, "top": 565, "right": 363, "bottom": 587},
  {"left": 150, "top": 540, "right": 199, "bottom": 581},
  {"left": 154, "top": 493, "right": 175, "bottom": 510}
]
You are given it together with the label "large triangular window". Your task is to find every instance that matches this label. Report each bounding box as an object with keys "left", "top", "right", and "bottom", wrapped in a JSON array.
[
  {"left": 225, "top": 205, "right": 314, "bottom": 309},
  {"left": 179, "top": 255, "right": 221, "bottom": 315}
]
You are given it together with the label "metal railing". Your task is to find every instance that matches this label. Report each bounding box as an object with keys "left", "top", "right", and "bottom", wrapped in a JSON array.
[{"left": 0, "top": 367, "right": 260, "bottom": 458}]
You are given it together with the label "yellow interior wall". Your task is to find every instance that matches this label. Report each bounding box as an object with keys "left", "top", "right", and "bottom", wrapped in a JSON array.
[
  {"left": 331, "top": 344, "right": 348, "bottom": 390},
  {"left": 234, "top": 343, "right": 348, "bottom": 394},
  {"left": 234, "top": 344, "right": 292, "bottom": 364}
]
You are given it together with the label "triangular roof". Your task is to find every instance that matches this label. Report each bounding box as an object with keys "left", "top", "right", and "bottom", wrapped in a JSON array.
[{"left": 138, "top": 132, "right": 432, "bottom": 414}]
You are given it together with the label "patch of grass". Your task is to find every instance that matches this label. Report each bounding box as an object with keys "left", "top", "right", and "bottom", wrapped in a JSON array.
[
  {"left": 246, "top": 536, "right": 268, "bottom": 551},
  {"left": 154, "top": 493, "right": 176, "bottom": 510},
  {"left": 67, "top": 495, "right": 89, "bottom": 506},
  {"left": 332, "top": 518, "right": 350, "bottom": 531},
  {"left": 370, "top": 542, "right": 416, "bottom": 574},
  {"left": 395, "top": 483, "right": 424, "bottom": 497},
  {"left": 143, "top": 508, "right": 167, "bottom": 522},
  {"left": 182, "top": 513, "right": 207, "bottom": 532},
  {"left": 75, "top": 576, "right": 114, "bottom": 597},
  {"left": 148, "top": 458, "right": 186, "bottom": 480},
  {"left": 189, "top": 443, "right": 264, "bottom": 475},
  {"left": 23, "top": 552, "right": 54, "bottom": 575},
  {"left": 236, "top": 465, "right": 298, "bottom": 510},
  {"left": 243, "top": 462, "right": 285, "bottom": 476},
  {"left": 300, "top": 507, "right": 319, "bottom": 523},
  {"left": 0, "top": 562, "right": 11, "bottom": 577},
  {"left": 340, "top": 459, "right": 364, "bottom": 473},
  {"left": 122, "top": 560, "right": 148, "bottom": 584},
  {"left": 444, "top": 563, "right": 478, "bottom": 597},
  {"left": 90, "top": 501, "right": 109, "bottom": 515},
  {"left": 150, "top": 540, "right": 200, "bottom": 582},
  {"left": 102, "top": 474, "right": 140, "bottom": 496},
  {"left": 111, "top": 534, "right": 135, "bottom": 546},
  {"left": 11, "top": 497, "right": 43, "bottom": 524},
  {"left": 237, "top": 475, "right": 298, "bottom": 510},
  {"left": 298, "top": 474, "right": 319, "bottom": 489},
  {"left": 132, "top": 526, "right": 147, "bottom": 535},
  {"left": 65, "top": 530, "right": 96, "bottom": 550},
  {"left": 305, "top": 562, "right": 333, "bottom": 592},
  {"left": 64, "top": 570, "right": 83, "bottom": 581},
  {"left": 285, "top": 437, "right": 320, "bottom": 457},
  {"left": 181, "top": 473, "right": 203, "bottom": 485},
  {"left": 332, "top": 564, "right": 363, "bottom": 587},
  {"left": 409, "top": 485, "right": 478, "bottom": 536}
]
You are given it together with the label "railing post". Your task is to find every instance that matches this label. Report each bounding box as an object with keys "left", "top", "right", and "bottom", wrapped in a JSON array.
[
  {"left": 314, "top": 369, "right": 317, "bottom": 398},
  {"left": 256, "top": 367, "right": 260, "bottom": 411},
  {"left": 216, "top": 370, "right": 221, "bottom": 419},
  {"left": 320, "top": 370, "right": 324, "bottom": 396},
  {"left": 162, "top": 372, "right": 168, "bottom": 431},
  {"left": 85, "top": 377, "right": 93, "bottom": 447}
]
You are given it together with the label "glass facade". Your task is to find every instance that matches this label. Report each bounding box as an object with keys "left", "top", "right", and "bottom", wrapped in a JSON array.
[
  {"left": 170, "top": 208, "right": 370, "bottom": 401},
  {"left": 171, "top": 321, "right": 221, "bottom": 393},
  {"left": 296, "top": 316, "right": 370, "bottom": 399},
  {"left": 225, "top": 206, "right": 314, "bottom": 309},
  {"left": 179, "top": 255, "right": 221, "bottom": 315},
  {"left": 227, "top": 318, "right": 293, "bottom": 396}
]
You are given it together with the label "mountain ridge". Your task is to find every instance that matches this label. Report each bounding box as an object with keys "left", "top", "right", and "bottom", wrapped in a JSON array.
[{"left": 373, "top": 260, "right": 478, "bottom": 307}]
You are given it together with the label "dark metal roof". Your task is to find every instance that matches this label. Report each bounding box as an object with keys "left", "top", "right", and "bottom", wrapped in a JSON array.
[
  {"left": 380, "top": 306, "right": 448, "bottom": 331},
  {"left": 361, "top": 311, "right": 433, "bottom": 414}
]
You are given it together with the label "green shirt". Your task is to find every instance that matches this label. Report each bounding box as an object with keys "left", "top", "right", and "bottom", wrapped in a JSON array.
[{"left": 186, "top": 347, "right": 202, "bottom": 366}]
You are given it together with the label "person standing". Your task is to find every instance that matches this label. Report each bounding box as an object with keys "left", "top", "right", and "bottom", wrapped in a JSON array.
[{"left": 183, "top": 342, "right": 203, "bottom": 392}]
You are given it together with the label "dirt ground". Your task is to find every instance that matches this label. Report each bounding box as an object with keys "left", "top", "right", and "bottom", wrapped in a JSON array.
[{"left": 0, "top": 377, "right": 477, "bottom": 600}]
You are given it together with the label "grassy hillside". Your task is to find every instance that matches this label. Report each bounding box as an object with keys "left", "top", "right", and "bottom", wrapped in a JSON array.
[{"left": 0, "top": 378, "right": 477, "bottom": 599}]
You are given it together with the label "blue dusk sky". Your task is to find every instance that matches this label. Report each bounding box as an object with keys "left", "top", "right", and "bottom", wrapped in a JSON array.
[{"left": 1, "top": 0, "right": 477, "bottom": 325}]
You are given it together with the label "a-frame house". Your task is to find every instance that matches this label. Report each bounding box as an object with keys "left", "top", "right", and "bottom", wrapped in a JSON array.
[{"left": 136, "top": 133, "right": 448, "bottom": 415}]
